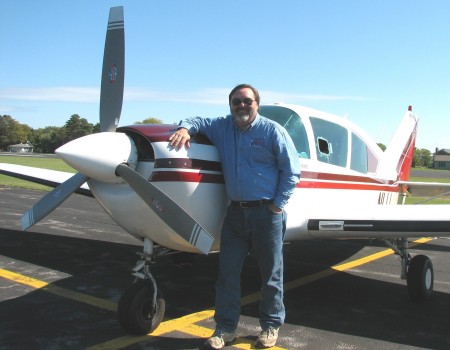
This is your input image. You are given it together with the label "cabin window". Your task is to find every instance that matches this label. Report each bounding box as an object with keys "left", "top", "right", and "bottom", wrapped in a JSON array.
[
  {"left": 310, "top": 117, "right": 348, "bottom": 167},
  {"left": 259, "top": 106, "right": 310, "bottom": 159},
  {"left": 351, "top": 133, "right": 368, "bottom": 173},
  {"left": 350, "top": 132, "right": 378, "bottom": 173}
]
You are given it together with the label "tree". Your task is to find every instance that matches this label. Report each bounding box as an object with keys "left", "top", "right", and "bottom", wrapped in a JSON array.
[
  {"left": 93, "top": 122, "right": 101, "bottom": 133},
  {"left": 0, "top": 115, "right": 32, "bottom": 150},
  {"left": 413, "top": 148, "right": 432, "bottom": 168},
  {"left": 30, "top": 127, "right": 65, "bottom": 153},
  {"left": 134, "top": 117, "right": 163, "bottom": 125},
  {"left": 63, "top": 114, "right": 94, "bottom": 143},
  {"left": 377, "top": 143, "right": 386, "bottom": 151}
]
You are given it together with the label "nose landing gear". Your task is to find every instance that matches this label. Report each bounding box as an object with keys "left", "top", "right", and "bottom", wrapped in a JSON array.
[{"left": 118, "top": 238, "right": 166, "bottom": 335}]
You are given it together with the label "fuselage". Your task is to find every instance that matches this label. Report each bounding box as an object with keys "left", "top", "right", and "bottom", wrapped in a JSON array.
[{"left": 84, "top": 104, "right": 414, "bottom": 252}]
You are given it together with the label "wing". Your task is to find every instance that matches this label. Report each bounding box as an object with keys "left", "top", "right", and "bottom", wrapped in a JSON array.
[
  {"left": 307, "top": 203, "right": 450, "bottom": 239},
  {"left": 0, "top": 163, "right": 91, "bottom": 196}
]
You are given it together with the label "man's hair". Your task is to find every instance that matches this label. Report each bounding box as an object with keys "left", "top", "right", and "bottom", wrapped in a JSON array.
[{"left": 228, "top": 84, "right": 260, "bottom": 105}]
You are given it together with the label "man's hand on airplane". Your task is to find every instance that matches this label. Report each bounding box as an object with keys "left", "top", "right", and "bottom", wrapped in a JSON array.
[{"left": 169, "top": 128, "right": 191, "bottom": 149}]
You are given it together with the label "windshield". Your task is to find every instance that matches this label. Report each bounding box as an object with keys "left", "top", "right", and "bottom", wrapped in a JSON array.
[{"left": 259, "top": 106, "right": 310, "bottom": 159}]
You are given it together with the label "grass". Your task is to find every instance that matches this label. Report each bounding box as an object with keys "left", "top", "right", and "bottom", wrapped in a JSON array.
[
  {"left": 0, "top": 154, "right": 76, "bottom": 191},
  {"left": 410, "top": 176, "right": 450, "bottom": 183}
]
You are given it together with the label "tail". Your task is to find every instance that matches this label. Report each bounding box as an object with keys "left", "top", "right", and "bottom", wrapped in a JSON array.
[{"left": 376, "top": 106, "right": 418, "bottom": 181}]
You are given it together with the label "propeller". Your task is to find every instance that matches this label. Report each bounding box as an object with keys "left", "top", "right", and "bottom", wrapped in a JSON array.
[
  {"left": 21, "top": 173, "right": 89, "bottom": 230},
  {"left": 22, "top": 6, "right": 214, "bottom": 254},
  {"left": 21, "top": 7, "right": 125, "bottom": 230},
  {"left": 99, "top": 6, "right": 125, "bottom": 132},
  {"left": 116, "top": 164, "right": 214, "bottom": 254}
]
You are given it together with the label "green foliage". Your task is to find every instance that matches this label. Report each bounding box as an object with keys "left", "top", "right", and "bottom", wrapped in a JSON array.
[
  {"left": 0, "top": 115, "right": 33, "bottom": 150},
  {"left": 377, "top": 143, "right": 386, "bottom": 151},
  {"left": 134, "top": 117, "right": 163, "bottom": 124},
  {"left": 2, "top": 113, "right": 165, "bottom": 153},
  {"left": 30, "top": 126, "right": 64, "bottom": 153},
  {"left": 63, "top": 114, "right": 94, "bottom": 142},
  {"left": 27, "top": 114, "right": 95, "bottom": 153},
  {"left": 413, "top": 148, "right": 433, "bottom": 168}
]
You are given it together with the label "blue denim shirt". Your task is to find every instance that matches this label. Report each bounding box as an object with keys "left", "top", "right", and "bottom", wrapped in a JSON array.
[{"left": 179, "top": 113, "right": 301, "bottom": 209}]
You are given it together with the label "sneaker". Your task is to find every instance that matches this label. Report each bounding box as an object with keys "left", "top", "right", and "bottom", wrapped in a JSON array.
[
  {"left": 255, "top": 327, "right": 279, "bottom": 348},
  {"left": 204, "top": 329, "right": 236, "bottom": 349}
]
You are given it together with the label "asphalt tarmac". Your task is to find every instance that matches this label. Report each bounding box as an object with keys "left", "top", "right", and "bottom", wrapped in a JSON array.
[{"left": 1, "top": 186, "right": 450, "bottom": 349}]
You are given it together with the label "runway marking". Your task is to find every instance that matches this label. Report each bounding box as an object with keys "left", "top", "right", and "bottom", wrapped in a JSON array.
[
  {"left": 0, "top": 268, "right": 117, "bottom": 312},
  {"left": 0, "top": 237, "right": 433, "bottom": 349}
]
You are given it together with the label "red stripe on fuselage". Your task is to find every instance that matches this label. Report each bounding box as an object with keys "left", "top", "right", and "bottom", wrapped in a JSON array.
[
  {"left": 298, "top": 171, "right": 398, "bottom": 192},
  {"left": 149, "top": 169, "right": 399, "bottom": 192},
  {"left": 150, "top": 171, "right": 224, "bottom": 184}
]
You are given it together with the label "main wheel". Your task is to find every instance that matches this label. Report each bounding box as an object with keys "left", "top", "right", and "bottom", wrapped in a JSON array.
[
  {"left": 117, "top": 279, "right": 166, "bottom": 335},
  {"left": 407, "top": 254, "right": 433, "bottom": 301}
]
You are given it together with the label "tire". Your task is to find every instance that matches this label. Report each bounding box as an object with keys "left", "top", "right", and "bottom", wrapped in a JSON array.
[
  {"left": 117, "top": 279, "right": 166, "bottom": 335},
  {"left": 407, "top": 254, "right": 433, "bottom": 301}
]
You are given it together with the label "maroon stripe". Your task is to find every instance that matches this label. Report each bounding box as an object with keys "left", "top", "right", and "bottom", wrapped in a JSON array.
[
  {"left": 150, "top": 171, "right": 224, "bottom": 184},
  {"left": 154, "top": 158, "right": 222, "bottom": 171}
]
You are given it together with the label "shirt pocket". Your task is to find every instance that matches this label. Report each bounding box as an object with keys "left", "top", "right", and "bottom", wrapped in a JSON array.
[{"left": 250, "top": 144, "right": 274, "bottom": 168}]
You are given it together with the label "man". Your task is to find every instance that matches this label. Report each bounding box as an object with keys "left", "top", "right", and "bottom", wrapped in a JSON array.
[{"left": 169, "top": 84, "right": 300, "bottom": 349}]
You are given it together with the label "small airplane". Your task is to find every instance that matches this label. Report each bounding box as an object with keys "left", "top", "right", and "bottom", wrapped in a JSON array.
[{"left": 2, "top": 6, "right": 450, "bottom": 335}]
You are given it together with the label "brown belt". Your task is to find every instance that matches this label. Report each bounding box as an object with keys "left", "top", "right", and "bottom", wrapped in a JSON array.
[{"left": 230, "top": 199, "right": 272, "bottom": 208}]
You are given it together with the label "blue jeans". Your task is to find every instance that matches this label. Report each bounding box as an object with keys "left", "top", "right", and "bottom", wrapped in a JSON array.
[{"left": 214, "top": 203, "right": 287, "bottom": 332}]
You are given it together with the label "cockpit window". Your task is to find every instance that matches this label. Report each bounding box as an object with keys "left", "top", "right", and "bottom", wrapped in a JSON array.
[
  {"left": 351, "top": 132, "right": 378, "bottom": 173},
  {"left": 351, "top": 132, "right": 368, "bottom": 173},
  {"left": 259, "top": 106, "right": 310, "bottom": 159},
  {"left": 310, "top": 117, "right": 348, "bottom": 167}
]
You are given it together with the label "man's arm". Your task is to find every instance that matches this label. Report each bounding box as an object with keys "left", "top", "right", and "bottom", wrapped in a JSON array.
[{"left": 273, "top": 130, "right": 301, "bottom": 210}]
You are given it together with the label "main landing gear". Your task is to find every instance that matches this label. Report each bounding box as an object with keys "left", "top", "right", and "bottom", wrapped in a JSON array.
[
  {"left": 384, "top": 238, "right": 434, "bottom": 301},
  {"left": 118, "top": 238, "right": 166, "bottom": 335}
]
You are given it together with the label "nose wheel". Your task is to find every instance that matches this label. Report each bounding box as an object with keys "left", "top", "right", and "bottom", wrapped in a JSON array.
[
  {"left": 117, "top": 279, "right": 165, "bottom": 335},
  {"left": 118, "top": 238, "right": 166, "bottom": 335}
]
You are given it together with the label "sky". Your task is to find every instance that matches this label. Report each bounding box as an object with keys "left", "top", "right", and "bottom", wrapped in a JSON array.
[{"left": 1, "top": 0, "right": 449, "bottom": 152}]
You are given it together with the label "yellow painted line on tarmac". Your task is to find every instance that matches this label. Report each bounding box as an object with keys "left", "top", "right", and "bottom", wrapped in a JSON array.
[
  {"left": 0, "top": 268, "right": 117, "bottom": 312},
  {"left": 87, "top": 317, "right": 285, "bottom": 350},
  {"left": 0, "top": 268, "right": 48, "bottom": 289},
  {"left": 1, "top": 237, "right": 433, "bottom": 349},
  {"left": 242, "top": 238, "right": 433, "bottom": 308}
]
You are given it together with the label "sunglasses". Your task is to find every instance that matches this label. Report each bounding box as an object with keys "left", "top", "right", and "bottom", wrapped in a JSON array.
[{"left": 231, "top": 97, "right": 255, "bottom": 106}]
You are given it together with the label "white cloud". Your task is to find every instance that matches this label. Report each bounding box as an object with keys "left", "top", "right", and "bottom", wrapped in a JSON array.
[
  {"left": 0, "top": 86, "right": 370, "bottom": 105},
  {"left": 0, "top": 87, "right": 99, "bottom": 103}
]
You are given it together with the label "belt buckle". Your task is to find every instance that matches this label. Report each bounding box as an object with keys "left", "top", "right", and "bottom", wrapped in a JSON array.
[{"left": 239, "top": 201, "right": 249, "bottom": 208}]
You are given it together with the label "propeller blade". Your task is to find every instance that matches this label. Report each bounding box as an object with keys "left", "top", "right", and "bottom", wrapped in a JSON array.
[
  {"left": 99, "top": 6, "right": 125, "bottom": 132},
  {"left": 21, "top": 173, "right": 89, "bottom": 231},
  {"left": 116, "top": 164, "right": 214, "bottom": 254}
]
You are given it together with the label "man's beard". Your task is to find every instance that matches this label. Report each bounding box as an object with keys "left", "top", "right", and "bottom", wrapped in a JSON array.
[{"left": 233, "top": 108, "right": 255, "bottom": 124}]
